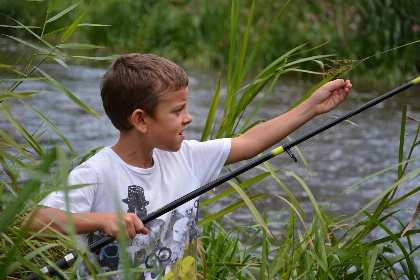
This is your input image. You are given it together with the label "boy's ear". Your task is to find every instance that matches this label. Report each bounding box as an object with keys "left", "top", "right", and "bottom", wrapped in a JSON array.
[{"left": 130, "top": 109, "right": 148, "bottom": 133}]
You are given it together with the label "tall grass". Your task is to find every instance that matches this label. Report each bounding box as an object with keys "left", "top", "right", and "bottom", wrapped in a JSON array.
[
  {"left": 0, "top": 1, "right": 116, "bottom": 278},
  {"left": 198, "top": 107, "right": 420, "bottom": 278},
  {"left": 1, "top": 0, "right": 420, "bottom": 279}
]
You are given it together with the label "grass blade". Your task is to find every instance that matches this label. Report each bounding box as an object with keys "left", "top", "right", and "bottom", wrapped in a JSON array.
[
  {"left": 198, "top": 194, "right": 269, "bottom": 227},
  {"left": 201, "top": 74, "right": 220, "bottom": 141},
  {"left": 228, "top": 180, "right": 271, "bottom": 237},
  {"left": 20, "top": 99, "right": 76, "bottom": 155},
  {"left": 1, "top": 102, "right": 44, "bottom": 157},
  {"left": 36, "top": 67, "right": 101, "bottom": 119},
  {"left": 364, "top": 211, "right": 416, "bottom": 279},
  {"left": 57, "top": 43, "right": 104, "bottom": 49},
  {"left": 0, "top": 128, "right": 36, "bottom": 164},
  {"left": 398, "top": 105, "right": 407, "bottom": 179},
  {"left": 61, "top": 8, "right": 88, "bottom": 42},
  {"left": 200, "top": 171, "right": 277, "bottom": 208},
  {"left": 0, "top": 149, "right": 56, "bottom": 234},
  {"left": 46, "top": 1, "right": 82, "bottom": 23}
]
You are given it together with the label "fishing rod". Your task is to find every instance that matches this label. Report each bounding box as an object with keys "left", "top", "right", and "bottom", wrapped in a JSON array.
[{"left": 26, "top": 77, "right": 419, "bottom": 280}]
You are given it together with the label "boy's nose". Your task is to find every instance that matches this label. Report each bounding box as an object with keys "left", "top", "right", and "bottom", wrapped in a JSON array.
[{"left": 184, "top": 111, "right": 193, "bottom": 124}]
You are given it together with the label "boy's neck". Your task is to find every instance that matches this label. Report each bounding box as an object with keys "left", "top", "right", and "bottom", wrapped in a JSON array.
[{"left": 111, "top": 131, "right": 154, "bottom": 169}]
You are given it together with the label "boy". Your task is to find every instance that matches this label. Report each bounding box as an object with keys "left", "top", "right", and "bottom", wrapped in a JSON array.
[{"left": 23, "top": 53, "right": 351, "bottom": 279}]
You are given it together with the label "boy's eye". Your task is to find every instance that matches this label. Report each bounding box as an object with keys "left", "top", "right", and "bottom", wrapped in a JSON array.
[{"left": 174, "top": 106, "right": 184, "bottom": 113}]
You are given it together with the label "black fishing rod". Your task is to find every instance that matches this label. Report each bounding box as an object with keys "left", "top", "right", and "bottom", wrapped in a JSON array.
[{"left": 26, "top": 77, "right": 419, "bottom": 279}]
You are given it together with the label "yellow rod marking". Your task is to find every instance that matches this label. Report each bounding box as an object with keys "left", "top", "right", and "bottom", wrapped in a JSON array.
[
  {"left": 271, "top": 146, "right": 284, "bottom": 156},
  {"left": 413, "top": 77, "right": 420, "bottom": 85}
]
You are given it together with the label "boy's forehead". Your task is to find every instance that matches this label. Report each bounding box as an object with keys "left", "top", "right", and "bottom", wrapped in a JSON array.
[{"left": 159, "top": 87, "right": 189, "bottom": 102}]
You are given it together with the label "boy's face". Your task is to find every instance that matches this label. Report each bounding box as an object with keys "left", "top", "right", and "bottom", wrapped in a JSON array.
[{"left": 146, "top": 87, "right": 192, "bottom": 152}]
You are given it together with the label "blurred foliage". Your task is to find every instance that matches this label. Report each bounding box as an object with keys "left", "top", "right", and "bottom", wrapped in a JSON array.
[{"left": 2, "top": 0, "right": 419, "bottom": 85}]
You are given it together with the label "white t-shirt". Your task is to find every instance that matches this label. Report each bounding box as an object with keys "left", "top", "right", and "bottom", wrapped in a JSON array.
[{"left": 40, "top": 138, "right": 231, "bottom": 279}]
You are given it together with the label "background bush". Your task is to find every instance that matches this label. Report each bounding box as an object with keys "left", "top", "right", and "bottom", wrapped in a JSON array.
[{"left": 2, "top": 0, "right": 419, "bottom": 85}]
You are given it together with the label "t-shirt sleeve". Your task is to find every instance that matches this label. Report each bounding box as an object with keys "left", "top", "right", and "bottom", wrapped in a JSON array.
[
  {"left": 181, "top": 138, "right": 231, "bottom": 186},
  {"left": 38, "top": 163, "right": 98, "bottom": 213}
]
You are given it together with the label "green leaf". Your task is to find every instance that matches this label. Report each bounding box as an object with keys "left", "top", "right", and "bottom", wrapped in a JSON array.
[
  {"left": 284, "top": 54, "right": 335, "bottom": 68},
  {"left": 0, "top": 128, "right": 36, "bottom": 164},
  {"left": 0, "top": 90, "right": 39, "bottom": 101},
  {"left": 57, "top": 43, "right": 104, "bottom": 49},
  {"left": 228, "top": 180, "right": 271, "bottom": 237},
  {"left": 238, "top": 72, "right": 281, "bottom": 134},
  {"left": 62, "top": 8, "right": 88, "bottom": 42},
  {"left": 42, "top": 26, "right": 68, "bottom": 38},
  {"left": 42, "top": 24, "right": 110, "bottom": 38},
  {"left": 36, "top": 67, "right": 101, "bottom": 119},
  {"left": 48, "top": 56, "right": 70, "bottom": 70},
  {"left": 5, "top": 35, "right": 51, "bottom": 53},
  {"left": 281, "top": 170, "right": 327, "bottom": 233},
  {"left": 200, "top": 171, "right": 278, "bottom": 208},
  {"left": 0, "top": 63, "right": 25, "bottom": 76},
  {"left": 258, "top": 211, "right": 267, "bottom": 280},
  {"left": 368, "top": 245, "right": 380, "bottom": 279},
  {"left": 198, "top": 194, "right": 268, "bottom": 227},
  {"left": 66, "top": 55, "right": 121, "bottom": 60},
  {"left": 46, "top": 1, "right": 82, "bottom": 23},
  {"left": 78, "top": 23, "right": 111, "bottom": 27},
  {"left": 262, "top": 161, "right": 305, "bottom": 216},
  {"left": 398, "top": 105, "right": 407, "bottom": 179},
  {"left": 364, "top": 211, "right": 416, "bottom": 279},
  {"left": 342, "top": 166, "right": 420, "bottom": 223},
  {"left": 0, "top": 25, "right": 39, "bottom": 29},
  {"left": 0, "top": 147, "right": 30, "bottom": 170},
  {"left": 201, "top": 74, "right": 220, "bottom": 141},
  {"left": 0, "top": 149, "right": 56, "bottom": 234},
  {"left": 4, "top": 14, "right": 58, "bottom": 51},
  {"left": 20, "top": 99, "right": 76, "bottom": 155},
  {"left": 47, "top": 0, "right": 65, "bottom": 13},
  {"left": 1, "top": 77, "right": 45, "bottom": 82},
  {"left": 1, "top": 103, "right": 44, "bottom": 157}
]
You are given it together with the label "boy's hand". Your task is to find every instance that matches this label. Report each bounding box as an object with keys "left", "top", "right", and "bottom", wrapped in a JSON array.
[
  {"left": 101, "top": 212, "right": 149, "bottom": 240},
  {"left": 309, "top": 79, "right": 352, "bottom": 115}
]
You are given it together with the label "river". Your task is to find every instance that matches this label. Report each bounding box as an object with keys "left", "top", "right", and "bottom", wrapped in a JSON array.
[{"left": 1, "top": 54, "right": 420, "bottom": 241}]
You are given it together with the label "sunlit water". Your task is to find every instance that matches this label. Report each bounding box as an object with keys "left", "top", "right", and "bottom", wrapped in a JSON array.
[{"left": 2, "top": 58, "right": 420, "bottom": 247}]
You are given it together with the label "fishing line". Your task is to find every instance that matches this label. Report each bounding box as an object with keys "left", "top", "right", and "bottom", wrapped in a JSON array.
[{"left": 25, "top": 77, "right": 420, "bottom": 279}]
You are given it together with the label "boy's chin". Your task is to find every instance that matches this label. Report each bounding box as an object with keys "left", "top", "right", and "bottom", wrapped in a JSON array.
[{"left": 161, "top": 144, "right": 183, "bottom": 152}]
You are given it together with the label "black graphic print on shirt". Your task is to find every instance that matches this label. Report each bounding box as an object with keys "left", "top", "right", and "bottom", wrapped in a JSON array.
[
  {"left": 78, "top": 185, "right": 199, "bottom": 280},
  {"left": 122, "top": 185, "right": 149, "bottom": 219}
]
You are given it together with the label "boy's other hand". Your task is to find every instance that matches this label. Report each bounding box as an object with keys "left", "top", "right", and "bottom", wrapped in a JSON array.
[
  {"left": 102, "top": 212, "right": 149, "bottom": 240},
  {"left": 309, "top": 79, "right": 352, "bottom": 115}
]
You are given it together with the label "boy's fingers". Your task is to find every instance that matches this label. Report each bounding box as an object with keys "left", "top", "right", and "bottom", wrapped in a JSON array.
[
  {"left": 132, "top": 216, "right": 149, "bottom": 235},
  {"left": 322, "top": 79, "right": 344, "bottom": 92},
  {"left": 125, "top": 217, "right": 137, "bottom": 238}
]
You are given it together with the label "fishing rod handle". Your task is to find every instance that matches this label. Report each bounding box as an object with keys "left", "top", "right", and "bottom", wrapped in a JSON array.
[{"left": 25, "top": 252, "right": 78, "bottom": 280}]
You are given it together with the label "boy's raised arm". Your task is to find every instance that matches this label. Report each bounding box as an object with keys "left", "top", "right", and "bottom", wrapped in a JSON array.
[
  {"left": 225, "top": 79, "right": 352, "bottom": 165},
  {"left": 21, "top": 207, "right": 148, "bottom": 239}
]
